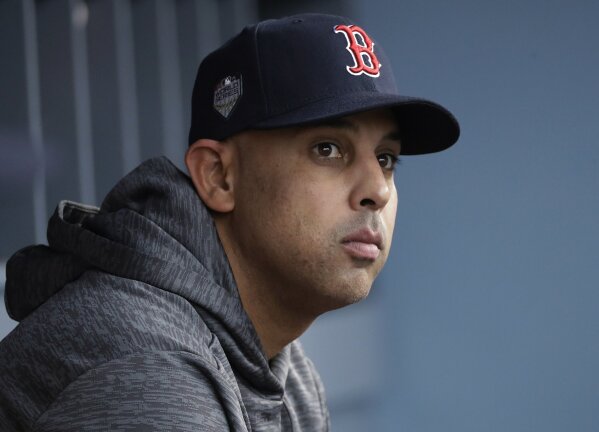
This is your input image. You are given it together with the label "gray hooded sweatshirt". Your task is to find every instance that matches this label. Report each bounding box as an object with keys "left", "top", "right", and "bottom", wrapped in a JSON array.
[{"left": 0, "top": 157, "right": 330, "bottom": 431}]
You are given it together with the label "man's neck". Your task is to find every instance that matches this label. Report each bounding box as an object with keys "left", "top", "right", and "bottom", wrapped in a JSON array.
[{"left": 214, "top": 219, "right": 316, "bottom": 360}]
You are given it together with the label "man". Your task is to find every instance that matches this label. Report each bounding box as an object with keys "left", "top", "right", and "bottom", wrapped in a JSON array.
[{"left": 0, "top": 13, "right": 458, "bottom": 431}]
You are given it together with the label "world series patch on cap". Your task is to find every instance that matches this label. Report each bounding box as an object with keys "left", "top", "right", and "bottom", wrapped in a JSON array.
[{"left": 188, "top": 13, "right": 460, "bottom": 155}]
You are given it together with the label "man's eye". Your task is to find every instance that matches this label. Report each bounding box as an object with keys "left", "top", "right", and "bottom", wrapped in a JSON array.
[
  {"left": 378, "top": 153, "right": 399, "bottom": 170},
  {"left": 313, "top": 142, "right": 343, "bottom": 159}
]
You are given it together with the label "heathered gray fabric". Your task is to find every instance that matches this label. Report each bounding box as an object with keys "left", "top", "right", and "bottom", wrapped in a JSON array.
[{"left": 0, "top": 157, "right": 330, "bottom": 431}]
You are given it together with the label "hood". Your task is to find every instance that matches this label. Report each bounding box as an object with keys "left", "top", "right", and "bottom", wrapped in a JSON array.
[{"left": 5, "top": 157, "right": 288, "bottom": 395}]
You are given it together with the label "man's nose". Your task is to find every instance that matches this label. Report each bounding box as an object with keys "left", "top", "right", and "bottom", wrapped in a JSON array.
[{"left": 348, "top": 156, "right": 392, "bottom": 211}]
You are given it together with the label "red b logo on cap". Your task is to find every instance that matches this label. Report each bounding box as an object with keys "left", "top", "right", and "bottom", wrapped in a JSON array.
[{"left": 334, "top": 24, "right": 381, "bottom": 77}]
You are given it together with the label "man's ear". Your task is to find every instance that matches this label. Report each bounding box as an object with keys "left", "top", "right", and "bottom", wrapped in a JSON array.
[{"left": 185, "top": 139, "right": 236, "bottom": 213}]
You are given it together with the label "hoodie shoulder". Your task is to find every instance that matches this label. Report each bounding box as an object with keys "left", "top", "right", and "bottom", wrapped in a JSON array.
[
  {"left": 32, "top": 351, "right": 248, "bottom": 432},
  {"left": 0, "top": 270, "right": 233, "bottom": 430}
]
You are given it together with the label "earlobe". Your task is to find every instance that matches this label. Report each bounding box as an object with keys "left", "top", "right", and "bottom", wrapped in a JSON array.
[{"left": 185, "top": 139, "right": 235, "bottom": 213}]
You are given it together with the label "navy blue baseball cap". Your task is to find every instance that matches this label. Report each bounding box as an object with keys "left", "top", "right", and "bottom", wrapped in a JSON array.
[{"left": 188, "top": 13, "right": 459, "bottom": 155}]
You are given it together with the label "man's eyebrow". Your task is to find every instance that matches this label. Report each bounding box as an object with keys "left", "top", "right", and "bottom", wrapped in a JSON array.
[
  {"left": 383, "top": 130, "right": 402, "bottom": 144},
  {"left": 310, "top": 118, "right": 402, "bottom": 144}
]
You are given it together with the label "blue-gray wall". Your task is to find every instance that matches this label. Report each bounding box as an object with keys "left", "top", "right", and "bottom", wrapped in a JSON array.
[{"left": 2, "top": 1, "right": 598, "bottom": 431}]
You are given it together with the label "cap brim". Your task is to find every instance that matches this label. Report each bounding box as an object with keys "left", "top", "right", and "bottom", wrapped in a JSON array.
[{"left": 253, "top": 92, "right": 460, "bottom": 155}]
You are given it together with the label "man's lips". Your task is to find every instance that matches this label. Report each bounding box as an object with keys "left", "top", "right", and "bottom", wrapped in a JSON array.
[{"left": 341, "top": 229, "right": 383, "bottom": 261}]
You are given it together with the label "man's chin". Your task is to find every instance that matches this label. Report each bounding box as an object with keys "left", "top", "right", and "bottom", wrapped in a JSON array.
[{"left": 317, "top": 276, "right": 374, "bottom": 312}]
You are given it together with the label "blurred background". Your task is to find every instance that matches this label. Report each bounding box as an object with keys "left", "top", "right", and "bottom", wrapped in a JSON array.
[{"left": 1, "top": 0, "right": 598, "bottom": 431}]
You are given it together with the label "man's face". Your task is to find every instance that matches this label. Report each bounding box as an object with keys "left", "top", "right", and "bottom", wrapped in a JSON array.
[{"left": 225, "top": 109, "right": 399, "bottom": 315}]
